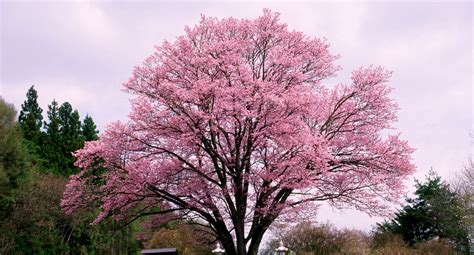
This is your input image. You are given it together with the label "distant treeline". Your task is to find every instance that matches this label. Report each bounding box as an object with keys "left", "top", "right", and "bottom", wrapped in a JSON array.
[
  {"left": 0, "top": 86, "right": 139, "bottom": 254},
  {"left": 17, "top": 85, "right": 99, "bottom": 175}
]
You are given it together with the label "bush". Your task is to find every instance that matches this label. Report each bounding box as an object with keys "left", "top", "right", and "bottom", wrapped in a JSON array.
[
  {"left": 144, "top": 222, "right": 213, "bottom": 255},
  {"left": 1, "top": 172, "right": 139, "bottom": 254},
  {"left": 414, "top": 239, "right": 460, "bottom": 255},
  {"left": 370, "top": 232, "right": 460, "bottom": 255},
  {"left": 266, "top": 222, "right": 371, "bottom": 255}
]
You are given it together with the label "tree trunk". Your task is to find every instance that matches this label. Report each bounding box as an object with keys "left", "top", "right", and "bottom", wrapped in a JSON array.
[
  {"left": 247, "top": 217, "right": 274, "bottom": 255},
  {"left": 235, "top": 222, "right": 246, "bottom": 255},
  {"left": 221, "top": 238, "right": 238, "bottom": 255}
]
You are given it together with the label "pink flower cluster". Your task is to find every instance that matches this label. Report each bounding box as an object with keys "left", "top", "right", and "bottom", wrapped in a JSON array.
[{"left": 61, "top": 9, "right": 414, "bottom": 253}]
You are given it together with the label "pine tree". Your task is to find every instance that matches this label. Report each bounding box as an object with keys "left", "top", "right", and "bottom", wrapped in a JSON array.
[
  {"left": 82, "top": 115, "right": 99, "bottom": 141},
  {"left": 18, "top": 86, "right": 43, "bottom": 142},
  {"left": 375, "top": 171, "right": 470, "bottom": 253}
]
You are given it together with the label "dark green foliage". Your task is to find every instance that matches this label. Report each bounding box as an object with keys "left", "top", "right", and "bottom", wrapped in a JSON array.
[
  {"left": 16, "top": 86, "right": 98, "bottom": 175},
  {"left": 375, "top": 171, "right": 470, "bottom": 253},
  {"left": 42, "top": 99, "right": 62, "bottom": 172},
  {"left": 18, "top": 86, "right": 43, "bottom": 142},
  {"left": 18, "top": 86, "right": 44, "bottom": 167},
  {"left": 42, "top": 100, "right": 99, "bottom": 175},
  {"left": 82, "top": 114, "right": 99, "bottom": 141},
  {"left": 55, "top": 102, "right": 84, "bottom": 175},
  {"left": 58, "top": 102, "right": 83, "bottom": 150},
  {"left": 1, "top": 91, "right": 140, "bottom": 254}
]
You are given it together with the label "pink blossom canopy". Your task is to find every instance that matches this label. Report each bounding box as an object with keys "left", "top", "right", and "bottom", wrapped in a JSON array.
[{"left": 62, "top": 9, "right": 414, "bottom": 254}]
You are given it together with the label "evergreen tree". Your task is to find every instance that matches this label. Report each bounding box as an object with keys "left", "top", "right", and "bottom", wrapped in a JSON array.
[
  {"left": 45, "top": 100, "right": 60, "bottom": 144},
  {"left": 42, "top": 100, "right": 61, "bottom": 172},
  {"left": 18, "top": 86, "right": 43, "bottom": 143},
  {"left": 81, "top": 114, "right": 99, "bottom": 141},
  {"left": 57, "top": 102, "right": 83, "bottom": 175},
  {"left": 69, "top": 110, "right": 83, "bottom": 149},
  {"left": 376, "top": 171, "right": 470, "bottom": 253}
]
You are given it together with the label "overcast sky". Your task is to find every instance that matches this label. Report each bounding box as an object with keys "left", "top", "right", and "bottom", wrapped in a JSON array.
[{"left": 1, "top": 1, "right": 472, "bottom": 232}]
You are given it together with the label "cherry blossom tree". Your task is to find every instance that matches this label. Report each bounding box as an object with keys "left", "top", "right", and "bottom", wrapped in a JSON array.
[{"left": 61, "top": 10, "right": 414, "bottom": 255}]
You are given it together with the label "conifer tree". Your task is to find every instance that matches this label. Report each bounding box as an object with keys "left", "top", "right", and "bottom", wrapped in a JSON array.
[
  {"left": 45, "top": 100, "right": 60, "bottom": 143},
  {"left": 82, "top": 115, "right": 99, "bottom": 141},
  {"left": 18, "top": 86, "right": 43, "bottom": 145},
  {"left": 42, "top": 100, "right": 61, "bottom": 172},
  {"left": 57, "top": 102, "right": 83, "bottom": 175},
  {"left": 376, "top": 171, "right": 470, "bottom": 253},
  {"left": 58, "top": 102, "right": 82, "bottom": 149},
  {"left": 69, "top": 110, "right": 83, "bottom": 149}
]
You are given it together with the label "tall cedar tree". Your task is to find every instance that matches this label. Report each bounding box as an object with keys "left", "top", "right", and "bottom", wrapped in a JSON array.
[
  {"left": 43, "top": 99, "right": 61, "bottom": 172},
  {"left": 58, "top": 102, "right": 83, "bottom": 175},
  {"left": 18, "top": 86, "right": 44, "bottom": 161},
  {"left": 82, "top": 115, "right": 99, "bottom": 141},
  {"left": 376, "top": 171, "right": 470, "bottom": 253},
  {"left": 18, "top": 86, "right": 43, "bottom": 141},
  {"left": 43, "top": 100, "right": 99, "bottom": 174}
]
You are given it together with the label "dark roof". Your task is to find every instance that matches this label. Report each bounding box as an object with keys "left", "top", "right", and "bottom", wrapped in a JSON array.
[{"left": 140, "top": 248, "right": 178, "bottom": 255}]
